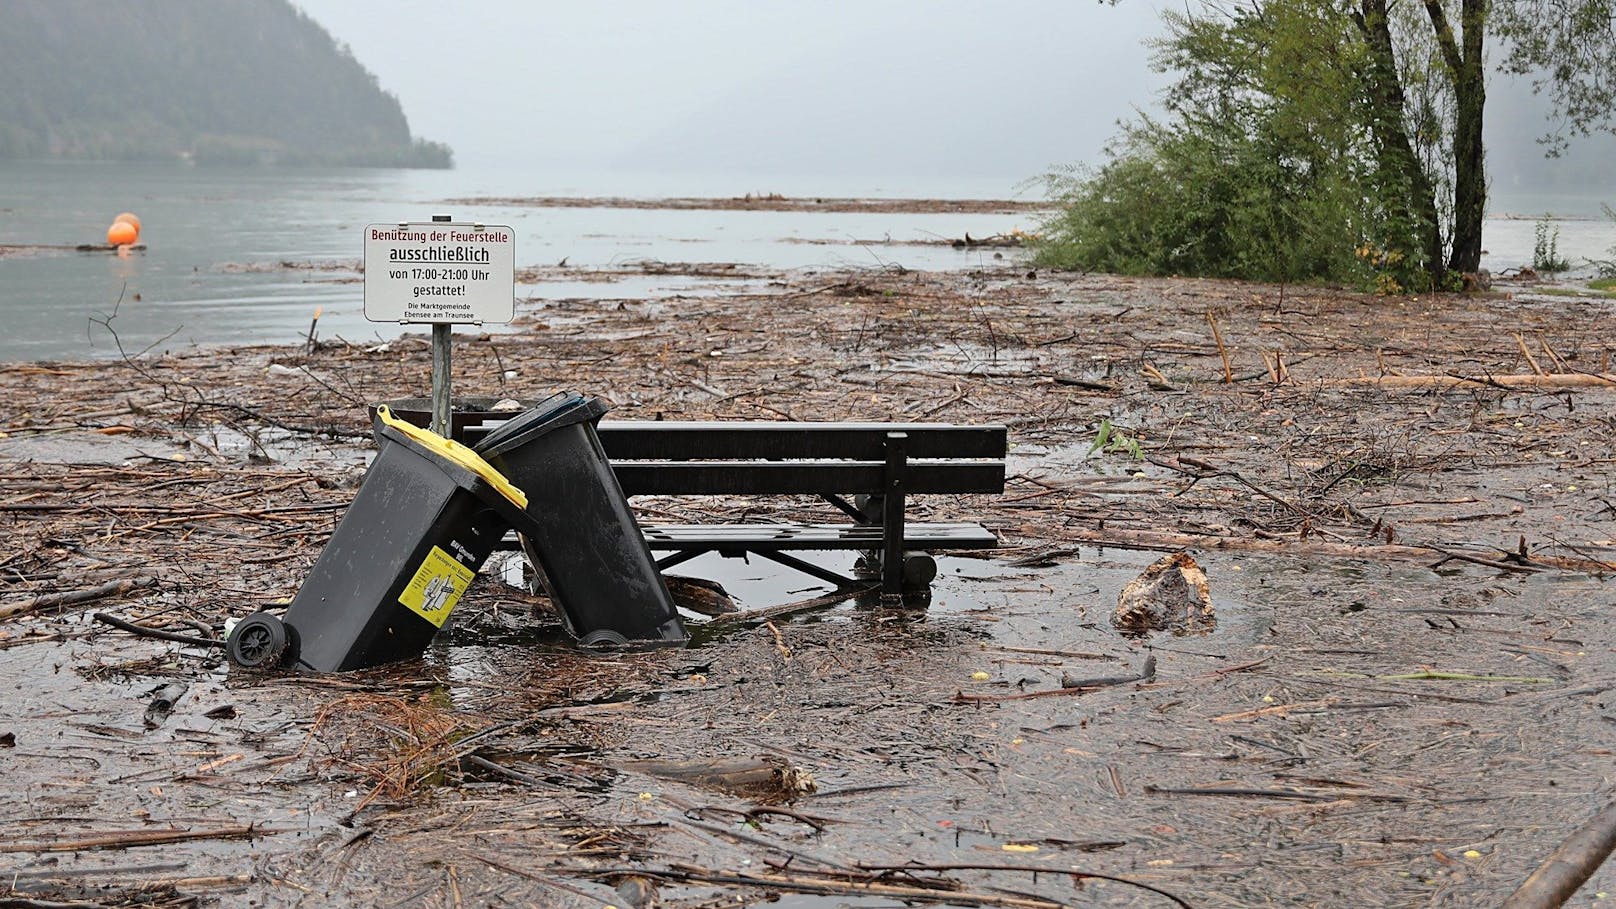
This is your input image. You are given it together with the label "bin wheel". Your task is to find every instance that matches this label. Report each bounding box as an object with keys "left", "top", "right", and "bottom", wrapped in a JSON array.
[
  {"left": 228, "top": 612, "right": 291, "bottom": 670},
  {"left": 902, "top": 554, "right": 939, "bottom": 590},
  {"left": 578, "top": 629, "right": 629, "bottom": 649}
]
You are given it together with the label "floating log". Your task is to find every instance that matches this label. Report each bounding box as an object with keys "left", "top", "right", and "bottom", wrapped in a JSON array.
[
  {"left": 1500, "top": 800, "right": 1616, "bottom": 909},
  {"left": 1323, "top": 372, "right": 1616, "bottom": 390},
  {"left": 619, "top": 755, "right": 816, "bottom": 801},
  {"left": 0, "top": 575, "right": 155, "bottom": 620}
]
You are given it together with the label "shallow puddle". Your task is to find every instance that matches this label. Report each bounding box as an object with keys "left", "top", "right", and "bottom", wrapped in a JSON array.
[
  {"left": 5, "top": 540, "right": 1613, "bottom": 907},
  {"left": 0, "top": 624, "right": 341, "bottom": 896}
]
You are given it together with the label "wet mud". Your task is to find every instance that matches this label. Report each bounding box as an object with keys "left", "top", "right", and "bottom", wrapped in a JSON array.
[{"left": 2, "top": 264, "right": 1615, "bottom": 906}]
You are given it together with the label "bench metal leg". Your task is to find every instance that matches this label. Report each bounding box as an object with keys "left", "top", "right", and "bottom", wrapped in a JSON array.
[
  {"left": 653, "top": 549, "right": 707, "bottom": 570},
  {"left": 752, "top": 550, "right": 860, "bottom": 587},
  {"left": 823, "top": 493, "right": 865, "bottom": 522},
  {"left": 882, "top": 432, "right": 908, "bottom": 599}
]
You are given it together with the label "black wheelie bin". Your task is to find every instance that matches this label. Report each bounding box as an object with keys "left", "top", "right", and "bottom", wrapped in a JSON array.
[
  {"left": 225, "top": 405, "right": 532, "bottom": 672},
  {"left": 473, "top": 392, "right": 686, "bottom": 647}
]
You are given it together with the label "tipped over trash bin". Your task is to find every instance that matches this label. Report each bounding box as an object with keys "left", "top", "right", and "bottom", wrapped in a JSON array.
[
  {"left": 226, "top": 406, "right": 530, "bottom": 672},
  {"left": 474, "top": 392, "right": 685, "bottom": 647},
  {"left": 226, "top": 394, "right": 686, "bottom": 674}
]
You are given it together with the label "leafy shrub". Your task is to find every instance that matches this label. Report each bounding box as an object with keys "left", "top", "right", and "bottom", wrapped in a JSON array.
[
  {"left": 1533, "top": 215, "right": 1571, "bottom": 273},
  {"left": 1035, "top": 119, "right": 1376, "bottom": 285},
  {"left": 1033, "top": 0, "right": 1443, "bottom": 291}
]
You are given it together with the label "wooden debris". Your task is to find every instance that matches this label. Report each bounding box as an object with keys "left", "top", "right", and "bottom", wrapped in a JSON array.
[
  {"left": 618, "top": 755, "right": 816, "bottom": 801},
  {"left": 1324, "top": 372, "right": 1616, "bottom": 389},
  {"left": 0, "top": 575, "right": 155, "bottom": 620},
  {"left": 1500, "top": 799, "right": 1616, "bottom": 909},
  {"left": 0, "top": 825, "right": 275, "bottom": 854},
  {"left": 3, "top": 262, "right": 1616, "bottom": 905},
  {"left": 1112, "top": 551, "right": 1215, "bottom": 636},
  {"left": 143, "top": 681, "right": 189, "bottom": 728},
  {"left": 662, "top": 574, "right": 739, "bottom": 616},
  {"left": 1061, "top": 654, "right": 1157, "bottom": 689}
]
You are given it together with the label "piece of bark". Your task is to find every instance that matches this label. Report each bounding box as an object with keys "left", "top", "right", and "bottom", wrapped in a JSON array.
[
  {"left": 1112, "top": 551, "right": 1214, "bottom": 636},
  {"left": 620, "top": 755, "right": 816, "bottom": 802},
  {"left": 663, "top": 574, "right": 739, "bottom": 616},
  {"left": 1062, "top": 654, "right": 1158, "bottom": 689},
  {"left": 143, "top": 681, "right": 189, "bottom": 729}
]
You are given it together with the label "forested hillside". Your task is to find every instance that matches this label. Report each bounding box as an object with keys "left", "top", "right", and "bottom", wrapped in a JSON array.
[{"left": 0, "top": 0, "right": 450, "bottom": 167}]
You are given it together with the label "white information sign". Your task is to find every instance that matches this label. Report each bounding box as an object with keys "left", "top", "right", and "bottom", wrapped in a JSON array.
[{"left": 363, "top": 222, "right": 515, "bottom": 324}]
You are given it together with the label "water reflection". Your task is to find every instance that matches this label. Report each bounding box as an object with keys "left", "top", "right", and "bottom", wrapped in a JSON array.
[{"left": 0, "top": 160, "right": 1036, "bottom": 361}]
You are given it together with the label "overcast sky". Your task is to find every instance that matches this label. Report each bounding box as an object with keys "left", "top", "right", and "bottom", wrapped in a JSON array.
[{"left": 291, "top": 1, "right": 1169, "bottom": 188}]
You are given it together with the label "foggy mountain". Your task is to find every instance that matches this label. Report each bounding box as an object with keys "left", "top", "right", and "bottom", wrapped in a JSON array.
[{"left": 0, "top": 0, "right": 450, "bottom": 167}]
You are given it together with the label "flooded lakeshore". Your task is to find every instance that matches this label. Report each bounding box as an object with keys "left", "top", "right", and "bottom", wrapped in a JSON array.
[
  {"left": 3, "top": 260, "right": 1615, "bottom": 905},
  {"left": 4, "top": 161, "right": 1613, "bottom": 363},
  {"left": 0, "top": 161, "right": 1040, "bottom": 362}
]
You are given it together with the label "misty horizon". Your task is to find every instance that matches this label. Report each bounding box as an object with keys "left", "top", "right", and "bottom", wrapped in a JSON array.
[{"left": 295, "top": 0, "right": 1614, "bottom": 202}]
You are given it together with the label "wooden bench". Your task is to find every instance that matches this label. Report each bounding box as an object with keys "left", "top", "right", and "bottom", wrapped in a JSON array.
[{"left": 465, "top": 419, "right": 1007, "bottom": 597}]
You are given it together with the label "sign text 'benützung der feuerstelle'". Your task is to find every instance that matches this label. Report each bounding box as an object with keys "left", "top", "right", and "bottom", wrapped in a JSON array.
[{"left": 363, "top": 223, "right": 515, "bottom": 324}]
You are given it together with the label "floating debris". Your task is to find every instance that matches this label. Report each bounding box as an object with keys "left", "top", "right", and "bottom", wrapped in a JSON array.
[{"left": 1112, "top": 551, "right": 1215, "bottom": 636}]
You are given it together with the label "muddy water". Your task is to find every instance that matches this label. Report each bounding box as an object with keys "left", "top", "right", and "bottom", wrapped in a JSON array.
[
  {"left": 5, "top": 541, "right": 1613, "bottom": 906},
  {"left": 394, "top": 551, "right": 1612, "bottom": 903},
  {"left": 0, "top": 425, "right": 366, "bottom": 468},
  {"left": 0, "top": 625, "right": 342, "bottom": 898}
]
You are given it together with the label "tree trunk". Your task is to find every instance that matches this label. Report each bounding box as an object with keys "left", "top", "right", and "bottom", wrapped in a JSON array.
[
  {"left": 1425, "top": 0, "right": 1488, "bottom": 274},
  {"left": 1447, "top": 0, "right": 1487, "bottom": 273},
  {"left": 1355, "top": 0, "right": 1446, "bottom": 284}
]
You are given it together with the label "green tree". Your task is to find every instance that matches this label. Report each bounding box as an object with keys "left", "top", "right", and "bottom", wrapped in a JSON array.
[
  {"left": 1039, "top": 0, "right": 1438, "bottom": 288},
  {"left": 1043, "top": 0, "right": 1616, "bottom": 284},
  {"left": 1435, "top": 0, "right": 1616, "bottom": 270}
]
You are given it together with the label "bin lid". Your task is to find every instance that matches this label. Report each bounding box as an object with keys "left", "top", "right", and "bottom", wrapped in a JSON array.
[
  {"left": 473, "top": 391, "right": 609, "bottom": 459},
  {"left": 374, "top": 405, "right": 528, "bottom": 509}
]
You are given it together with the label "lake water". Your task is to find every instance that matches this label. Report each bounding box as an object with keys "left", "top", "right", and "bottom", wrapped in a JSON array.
[{"left": 1, "top": 160, "right": 1611, "bottom": 362}]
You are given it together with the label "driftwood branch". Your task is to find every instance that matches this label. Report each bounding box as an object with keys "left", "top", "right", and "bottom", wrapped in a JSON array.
[
  {"left": 1500, "top": 800, "right": 1616, "bottom": 909},
  {"left": 0, "top": 575, "right": 155, "bottom": 620},
  {"left": 93, "top": 611, "right": 222, "bottom": 648},
  {"left": 561, "top": 862, "right": 1146, "bottom": 909},
  {"left": 0, "top": 825, "right": 274, "bottom": 853},
  {"left": 1324, "top": 372, "right": 1616, "bottom": 390},
  {"left": 1045, "top": 526, "right": 1611, "bottom": 573},
  {"left": 617, "top": 756, "right": 816, "bottom": 801},
  {"left": 1207, "top": 309, "right": 1233, "bottom": 383},
  {"left": 706, "top": 586, "right": 874, "bottom": 627}
]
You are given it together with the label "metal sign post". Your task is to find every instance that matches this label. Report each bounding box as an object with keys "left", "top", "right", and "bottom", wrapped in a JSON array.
[
  {"left": 429, "top": 214, "right": 453, "bottom": 436},
  {"left": 362, "top": 214, "right": 516, "bottom": 438},
  {"left": 431, "top": 325, "right": 453, "bottom": 436}
]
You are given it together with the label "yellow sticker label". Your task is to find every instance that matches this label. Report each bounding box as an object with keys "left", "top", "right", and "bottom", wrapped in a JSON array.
[{"left": 398, "top": 545, "right": 475, "bottom": 627}]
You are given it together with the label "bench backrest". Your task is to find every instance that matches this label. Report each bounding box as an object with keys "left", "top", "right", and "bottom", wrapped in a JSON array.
[
  {"left": 596, "top": 421, "right": 1006, "bottom": 496},
  {"left": 463, "top": 419, "right": 1007, "bottom": 497}
]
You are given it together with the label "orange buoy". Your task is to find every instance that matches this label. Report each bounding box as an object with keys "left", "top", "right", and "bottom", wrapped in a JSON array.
[
  {"left": 113, "top": 212, "right": 142, "bottom": 233},
  {"left": 107, "top": 220, "right": 138, "bottom": 247}
]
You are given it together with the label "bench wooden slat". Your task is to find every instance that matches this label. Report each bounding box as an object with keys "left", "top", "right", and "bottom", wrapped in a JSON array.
[
  {"left": 613, "top": 460, "right": 1005, "bottom": 496},
  {"left": 640, "top": 522, "right": 998, "bottom": 551},
  {"left": 594, "top": 421, "right": 1008, "bottom": 461},
  {"left": 497, "top": 522, "right": 998, "bottom": 552},
  {"left": 453, "top": 413, "right": 1008, "bottom": 596}
]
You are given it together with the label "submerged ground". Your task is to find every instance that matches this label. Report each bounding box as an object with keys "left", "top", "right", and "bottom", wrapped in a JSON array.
[{"left": 2, "top": 260, "right": 1614, "bottom": 907}]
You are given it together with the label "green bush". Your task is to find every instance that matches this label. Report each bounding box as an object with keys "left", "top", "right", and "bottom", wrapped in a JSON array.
[
  {"left": 1034, "top": 118, "right": 1374, "bottom": 285},
  {"left": 1033, "top": 0, "right": 1443, "bottom": 291},
  {"left": 1533, "top": 215, "right": 1571, "bottom": 273}
]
